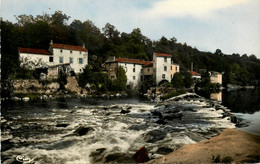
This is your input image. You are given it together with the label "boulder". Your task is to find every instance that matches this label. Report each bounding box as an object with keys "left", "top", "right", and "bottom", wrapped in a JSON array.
[
  {"left": 74, "top": 127, "right": 94, "bottom": 136},
  {"left": 129, "top": 124, "right": 149, "bottom": 131},
  {"left": 56, "top": 123, "right": 69, "bottom": 128},
  {"left": 151, "top": 110, "right": 163, "bottom": 118},
  {"left": 143, "top": 129, "right": 167, "bottom": 143},
  {"left": 89, "top": 148, "right": 107, "bottom": 163},
  {"left": 105, "top": 153, "right": 135, "bottom": 163},
  {"left": 222, "top": 112, "right": 230, "bottom": 119},
  {"left": 155, "top": 119, "right": 167, "bottom": 125},
  {"left": 120, "top": 109, "right": 130, "bottom": 114},
  {"left": 230, "top": 115, "right": 238, "bottom": 124}
]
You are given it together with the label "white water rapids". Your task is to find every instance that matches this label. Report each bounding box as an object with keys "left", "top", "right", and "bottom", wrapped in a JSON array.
[{"left": 1, "top": 97, "right": 235, "bottom": 163}]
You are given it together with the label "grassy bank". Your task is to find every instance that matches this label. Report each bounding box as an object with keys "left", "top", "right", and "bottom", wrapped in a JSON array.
[{"left": 160, "top": 89, "right": 187, "bottom": 101}]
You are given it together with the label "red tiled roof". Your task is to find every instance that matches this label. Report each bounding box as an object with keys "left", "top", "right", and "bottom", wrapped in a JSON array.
[
  {"left": 190, "top": 71, "right": 200, "bottom": 76},
  {"left": 52, "top": 43, "right": 88, "bottom": 52},
  {"left": 115, "top": 58, "right": 152, "bottom": 66},
  {"left": 18, "top": 47, "right": 51, "bottom": 55},
  {"left": 154, "top": 52, "right": 172, "bottom": 57}
]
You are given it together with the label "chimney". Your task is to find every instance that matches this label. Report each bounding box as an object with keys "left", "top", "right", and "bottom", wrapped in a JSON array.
[
  {"left": 50, "top": 40, "right": 53, "bottom": 46},
  {"left": 83, "top": 43, "right": 85, "bottom": 48},
  {"left": 191, "top": 62, "right": 193, "bottom": 71}
]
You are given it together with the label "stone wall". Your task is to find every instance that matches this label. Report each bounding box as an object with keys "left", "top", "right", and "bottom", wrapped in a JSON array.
[{"left": 13, "top": 77, "right": 86, "bottom": 96}]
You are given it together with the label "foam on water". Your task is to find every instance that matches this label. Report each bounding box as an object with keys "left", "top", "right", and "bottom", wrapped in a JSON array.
[{"left": 1, "top": 98, "right": 237, "bottom": 163}]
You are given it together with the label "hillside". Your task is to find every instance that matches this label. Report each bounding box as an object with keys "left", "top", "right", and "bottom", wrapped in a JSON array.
[{"left": 1, "top": 11, "right": 260, "bottom": 87}]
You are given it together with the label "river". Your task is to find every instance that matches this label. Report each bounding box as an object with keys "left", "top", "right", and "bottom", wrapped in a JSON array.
[
  {"left": 1, "top": 94, "right": 236, "bottom": 163},
  {"left": 200, "top": 88, "right": 260, "bottom": 135}
]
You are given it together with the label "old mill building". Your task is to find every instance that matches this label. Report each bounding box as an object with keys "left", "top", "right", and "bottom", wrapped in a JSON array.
[
  {"left": 105, "top": 53, "right": 180, "bottom": 88},
  {"left": 18, "top": 41, "right": 88, "bottom": 78}
]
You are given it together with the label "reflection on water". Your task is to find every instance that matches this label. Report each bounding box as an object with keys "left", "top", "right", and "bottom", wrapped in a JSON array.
[
  {"left": 197, "top": 88, "right": 260, "bottom": 135},
  {"left": 235, "top": 111, "right": 260, "bottom": 135},
  {"left": 210, "top": 92, "right": 222, "bottom": 101},
  {"left": 222, "top": 88, "right": 260, "bottom": 114}
]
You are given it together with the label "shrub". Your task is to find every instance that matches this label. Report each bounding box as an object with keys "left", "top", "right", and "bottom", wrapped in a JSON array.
[{"left": 161, "top": 89, "right": 186, "bottom": 101}]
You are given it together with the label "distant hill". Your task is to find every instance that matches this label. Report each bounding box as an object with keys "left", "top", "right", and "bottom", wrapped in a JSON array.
[{"left": 1, "top": 11, "right": 260, "bottom": 86}]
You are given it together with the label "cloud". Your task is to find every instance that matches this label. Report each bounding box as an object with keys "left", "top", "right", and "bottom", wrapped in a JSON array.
[{"left": 145, "top": 0, "right": 249, "bottom": 18}]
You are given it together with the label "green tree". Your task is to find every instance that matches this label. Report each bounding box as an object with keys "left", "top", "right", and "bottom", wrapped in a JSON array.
[
  {"left": 171, "top": 72, "right": 183, "bottom": 88},
  {"left": 183, "top": 72, "right": 193, "bottom": 88},
  {"left": 113, "top": 66, "right": 127, "bottom": 91},
  {"left": 57, "top": 70, "right": 68, "bottom": 90},
  {"left": 78, "top": 65, "right": 93, "bottom": 88}
]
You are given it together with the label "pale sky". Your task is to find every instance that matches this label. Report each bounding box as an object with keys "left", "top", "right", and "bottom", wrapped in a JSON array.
[{"left": 1, "top": 0, "right": 260, "bottom": 58}]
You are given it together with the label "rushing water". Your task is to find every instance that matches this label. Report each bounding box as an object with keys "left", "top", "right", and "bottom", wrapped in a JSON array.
[{"left": 1, "top": 96, "right": 235, "bottom": 163}]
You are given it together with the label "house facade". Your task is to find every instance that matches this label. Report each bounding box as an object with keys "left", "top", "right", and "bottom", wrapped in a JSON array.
[
  {"left": 153, "top": 52, "right": 179, "bottom": 84},
  {"left": 170, "top": 63, "right": 180, "bottom": 79},
  {"left": 18, "top": 48, "right": 52, "bottom": 69},
  {"left": 18, "top": 41, "right": 88, "bottom": 74},
  {"left": 189, "top": 70, "right": 201, "bottom": 79},
  {"left": 105, "top": 53, "right": 180, "bottom": 87},
  {"left": 49, "top": 41, "right": 88, "bottom": 73},
  {"left": 210, "top": 71, "right": 222, "bottom": 84},
  {"left": 105, "top": 57, "right": 152, "bottom": 88}
]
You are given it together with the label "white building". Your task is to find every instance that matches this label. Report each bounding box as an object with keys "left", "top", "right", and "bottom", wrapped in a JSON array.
[
  {"left": 105, "top": 57, "right": 152, "bottom": 88},
  {"left": 18, "top": 47, "right": 52, "bottom": 69},
  {"left": 153, "top": 52, "right": 179, "bottom": 84},
  {"left": 18, "top": 41, "right": 88, "bottom": 74},
  {"left": 49, "top": 42, "right": 88, "bottom": 73},
  {"left": 210, "top": 71, "right": 222, "bottom": 84},
  {"left": 189, "top": 70, "right": 201, "bottom": 79}
]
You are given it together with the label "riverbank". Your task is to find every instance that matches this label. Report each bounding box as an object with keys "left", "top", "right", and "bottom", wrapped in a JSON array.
[{"left": 148, "top": 128, "right": 260, "bottom": 163}]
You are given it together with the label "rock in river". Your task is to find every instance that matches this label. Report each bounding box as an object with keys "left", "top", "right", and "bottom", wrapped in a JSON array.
[
  {"left": 56, "top": 123, "right": 69, "bottom": 128},
  {"left": 120, "top": 109, "right": 131, "bottom": 114},
  {"left": 74, "top": 127, "right": 94, "bottom": 136},
  {"left": 143, "top": 129, "right": 167, "bottom": 143}
]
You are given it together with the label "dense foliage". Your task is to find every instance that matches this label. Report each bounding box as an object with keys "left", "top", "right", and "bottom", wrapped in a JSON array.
[{"left": 1, "top": 11, "right": 260, "bottom": 88}]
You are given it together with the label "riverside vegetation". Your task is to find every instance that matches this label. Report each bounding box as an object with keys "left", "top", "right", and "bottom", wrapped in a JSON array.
[{"left": 1, "top": 11, "right": 260, "bottom": 98}]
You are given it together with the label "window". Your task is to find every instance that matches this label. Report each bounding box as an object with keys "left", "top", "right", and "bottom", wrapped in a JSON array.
[
  {"left": 162, "top": 74, "right": 165, "bottom": 79},
  {"left": 59, "top": 57, "right": 63, "bottom": 63},
  {"left": 134, "top": 64, "right": 136, "bottom": 67},
  {"left": 164, "top": 57, "right": 167, "bottom": 62},
  {"left": 164, "top": 66, "right": 167, "bottom": 71},
  {"left": 133, "top": 68, "right": 135, "bottom": 72},
  {"left": 176, "top": 67, "right": 178, "bottom": 71},
  {"left": 79, "top": 51, "right": 82, "bottom": 54},
  {"left": 148, "top": 68, "right": 150, "bottom": 72},
  {"left": 171, "top": 66, "right": 172, "bottom": 70},
  {"left": 79, "top": 58, "right": 83, "bottom": 64},
  {"left": 60, "top": 49, "right": 63, "bottom": 53},
  {"left": 111, "top": 76, "right": 115, "bottom": 80},
  {"left": 49, "top": 57, "right": 53, "bottom": 62},
  {"left": 70, "top": 50, "right": 73, "bottom": 54},
  {"left": 70, "top": 57, "right": 73, "bottom": 64},
  {"left": 133, "top": 76, "right": 136, "bottom": 80}
]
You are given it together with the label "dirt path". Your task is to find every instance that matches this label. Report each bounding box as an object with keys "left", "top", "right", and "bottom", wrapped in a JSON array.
[{"left": 148, "top": 129, "right": 260, "bottom": 163}]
